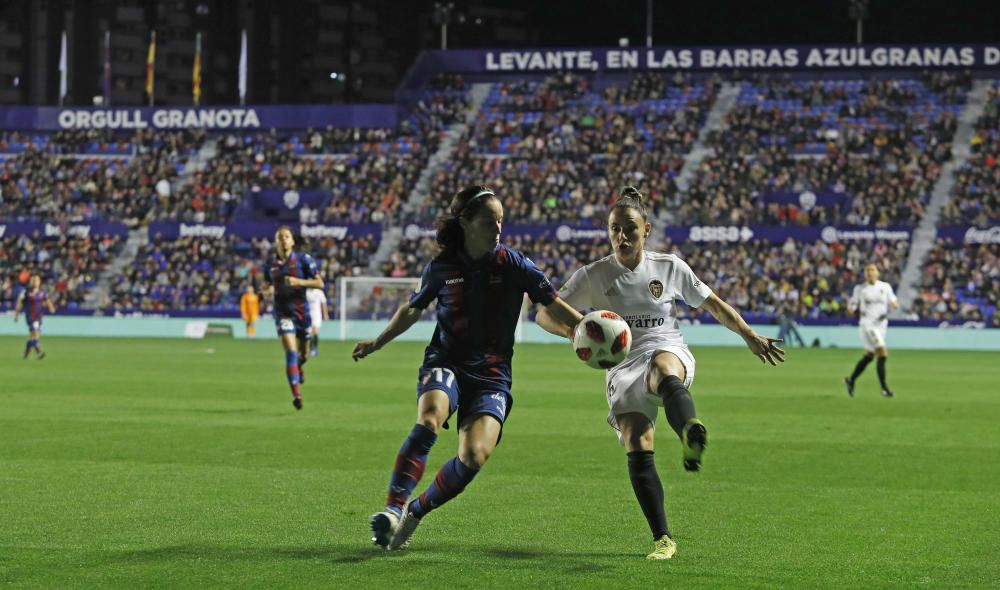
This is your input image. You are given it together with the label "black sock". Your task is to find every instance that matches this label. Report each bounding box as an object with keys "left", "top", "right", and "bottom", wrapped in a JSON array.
[
  {"left": 876, "top": 357, "right": 888, "bottom": 389},
  {"left": 627, "top": 451, "right": 670, "bottom": 541},
  {"left": 313, "top": 334, "right": 319, "bottom": 350},
  {"left": 658, "top": 375, "right": 697, "bottom": 440},
  {"left": 849, "top": 355, "right": 873, "bottom": 382}
]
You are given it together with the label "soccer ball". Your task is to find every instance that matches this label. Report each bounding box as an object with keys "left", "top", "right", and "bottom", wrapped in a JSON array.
[{"left": 573, "top": 310, "right": 632, "bottom": 370}]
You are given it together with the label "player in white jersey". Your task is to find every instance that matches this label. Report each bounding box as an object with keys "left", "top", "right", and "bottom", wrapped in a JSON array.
[
  {"left": 305, "top": 287, "right": 329, "bottom": 357},
  {"left": 844, "top": 264, "right": 899, "bottom": 398},
  {"left": 536, "top": 186, "right": 784, "bottom": 560}
]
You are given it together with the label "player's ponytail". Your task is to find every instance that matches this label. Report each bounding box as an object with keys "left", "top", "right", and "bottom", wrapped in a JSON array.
[
  {"left": 610, "top": 185, "right": 647, "bottom": 220},
  {"left": 435, "top": 185, "right": 497, "bottom": 254}
]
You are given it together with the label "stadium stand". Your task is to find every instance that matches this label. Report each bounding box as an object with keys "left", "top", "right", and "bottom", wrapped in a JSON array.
[
  {"left": 106, "top": 233, "right": 377, "bottom": 317},
  {"left": 1, "top": 68, "right": 993, "bottom": 324},
  {"left": 408, "top": 72, "right": 718, "bottom": 225},
  {"left": 941, "top": 83, "right": 1000, "bottom": 225},
  {"left": 683, "top": 72, "right": 971, "bottom": 226},
  {"left": 913, "top": 239, "right": 1000, "bottom": 326},
  {"left": 667, "top": 237, "right": 909, "bottom": 322},
  {"left": 0, "top": 232, "right": 124, "bottom": 311}
]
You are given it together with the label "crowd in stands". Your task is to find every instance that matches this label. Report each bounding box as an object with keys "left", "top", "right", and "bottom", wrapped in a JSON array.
[
  {"left": 3, "top": 70, "right": 997, "bottom": 327},
  {"left": 680, "top": 72, "right": 970, "bottom": 227},
  {"left": 384, "top": 231, "right": 907, "bottom": 323},
  {"left": 0, "top": 75, "right": 471, "bottom": 227},
  {"left": 105, "top": 232, "right": 377, "bottom": 318},
  {"left": 0, "top": 129, "right": 205, "bottom": 226},
  {"left": 913, "top": 239, "right": 1000, "bottom": 326},
  {"left": 409, "top": 72, "right": 717, "bottom": 225},
  {"left": 668, "top": 237, "right": 908, "bottom": 322},
  {"left": 942, "top": 84, "right": 1000, "bottom": 226},
  {"left": 107, "top": 235, "right": 261, "bottom": 311},
  {"left": 0, "top": 232, "right": 123, "bottom": 311},
  {"left": 154, "top": 74, "right": 471, "bottom": 224}
]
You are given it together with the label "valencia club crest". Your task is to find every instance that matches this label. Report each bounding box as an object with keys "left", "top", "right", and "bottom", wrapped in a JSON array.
[{"left": 648, "top": 279, "right": 663, "bottom": 300}]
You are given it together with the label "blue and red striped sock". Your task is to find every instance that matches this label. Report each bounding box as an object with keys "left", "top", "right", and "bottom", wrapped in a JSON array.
[
  {"left": 285, "top": 350, "right": 301, "bottom": 398},
  {"left": 410, "top": 456, "right": 478, "bottom": 519},
  {"left": 24, "top": 339, "right": 34, "bottom": 358},
  {"left": 385, "top": 424, "right": 438, "bottom": 515},
  {"left": 32, "top": 340, "right": 42, "bottom": 354}
]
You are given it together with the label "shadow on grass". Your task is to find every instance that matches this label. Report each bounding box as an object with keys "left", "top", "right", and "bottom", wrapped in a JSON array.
[
  {"left": 115, "top": 545, "right": 339, "bottom": 562},
  {"left": 110, "top": 543, "right": 636, "bottom": 570}
]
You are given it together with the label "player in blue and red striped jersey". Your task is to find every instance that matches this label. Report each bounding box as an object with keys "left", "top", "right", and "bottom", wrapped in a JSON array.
[
  {"left": 352, "top": 185, "right": 584, "bottom": 551},
  {"left": 264, "top": 226, "right": 323, "bottom": 410},
  {"left": 13, "top": 274, "right": 56, "bottom": 359}
]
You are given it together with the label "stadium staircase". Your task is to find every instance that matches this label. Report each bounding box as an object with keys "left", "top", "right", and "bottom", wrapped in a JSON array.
[
  {"left": 84, "top": 225, "right": 147, "bottom": 308},
  {"left": 176, "top": 137, "right": 219, "bottom": 185},
  {"left": 84, "top": 138, "right": 219, "bottom": 308},
  {"left": 673, "top": 81, "right": 741, "bottom": 194},
  {"left": 895, "top": 79, "right": 993, "bottom": 312},
  {"left": 650, "top": 81, "right": 740, "bottom": 251},
  {"left": 369, "top": 82, "right": 495, "bottom": 271}
]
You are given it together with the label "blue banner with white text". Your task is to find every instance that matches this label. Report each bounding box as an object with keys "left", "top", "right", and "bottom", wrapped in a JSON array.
[
  {"left": 0, "top": 105, "right": 398, "bottom": 131},
  {"left": 936, "top": 225, "right": 1000, "bottom": 244},
  {"left": 418, "top": 44, "right": 1000, "bottom": 74},
  {"left": 403, "top": 224, "right": 912, "bottom": 244},
  {"left": 0, "top": 220, "right": 128, "bottom": 238},
  {"left": 664, "top": 225, "right": 911, "bottom": 244},
  {"left": 146, "top": 222, "right": 381, "bottom": 241}
]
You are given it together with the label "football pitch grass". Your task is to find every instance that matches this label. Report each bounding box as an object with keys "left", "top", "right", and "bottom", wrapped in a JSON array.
[{"left": 1, "top": 336, "right": 997, "bottom": 589}]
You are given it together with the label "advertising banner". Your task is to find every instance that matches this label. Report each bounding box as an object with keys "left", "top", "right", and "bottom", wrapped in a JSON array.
[
  {"left": 664, "top": 225, "right": 911, "bottom": 244},
  {"left": 417, "top": 44, "right": 1000, "bottom": 74},
  {"left": 0, "top": 221, "right": 128, "bottom": 238},
  {"left": 937, "top": 226, "right": 1000, "bottom": 244},
  {"left": 146, "top": 222, "right": 381, "bottom": 241},
  {"left": 0, "top": 105, "right": 398, "bottom": 131},
  {"left": 402, "top": 224, "right": 911, "bottom": 244}
]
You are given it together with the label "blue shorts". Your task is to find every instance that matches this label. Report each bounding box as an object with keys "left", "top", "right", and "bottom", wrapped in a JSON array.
[
  {"left": 26, "top": 318, "right": 42, "bottom": 333},
  {"left": 416, "top": 365, "right": 513, "bottom": 440},
  {"left": 275, "top": 316, "right": 308, "bottom": 337}
]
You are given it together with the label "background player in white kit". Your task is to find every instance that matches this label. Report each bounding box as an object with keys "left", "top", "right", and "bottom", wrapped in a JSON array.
[
  {"left": 844, "top": 264, "right": 899, "bottom": 398},
  {"left": 536, "top": 187, "right": 785, "bottom": 560},
  {"left": 305, "top": 287, "right": 329, "bottom": 357}
]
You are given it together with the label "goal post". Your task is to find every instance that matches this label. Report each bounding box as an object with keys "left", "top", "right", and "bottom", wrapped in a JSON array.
[{"left": 338, "top": 276, "right": 532, "bottom": 342}]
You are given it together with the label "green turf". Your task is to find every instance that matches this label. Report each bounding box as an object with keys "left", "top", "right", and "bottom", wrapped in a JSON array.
[{"left": 1, "top": 336, "right": 998, "bottom": 588}]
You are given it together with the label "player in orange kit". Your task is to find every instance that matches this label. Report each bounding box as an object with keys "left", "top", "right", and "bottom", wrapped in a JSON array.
[{"left": 240, "top": 284, "right": 260, "bottom": 339}]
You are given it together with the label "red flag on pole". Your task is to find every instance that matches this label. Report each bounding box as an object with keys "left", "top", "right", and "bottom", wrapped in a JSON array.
[
  {"left": 145, "top": 30, "right": 156, "bottom": 105},
  {"left": 193, "top": 32, "right": 202, "bottom": 105}
]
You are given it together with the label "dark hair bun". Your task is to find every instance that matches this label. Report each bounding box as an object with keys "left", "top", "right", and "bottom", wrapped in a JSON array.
[{"left": 620, "top": 186, "right": 643, "bottom": 202}]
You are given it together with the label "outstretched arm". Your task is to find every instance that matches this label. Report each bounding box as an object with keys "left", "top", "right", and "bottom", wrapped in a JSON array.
[
  {"left": 46, "top": 299, "right": 57, "bottom": 314},
  {"left": 536, "top": 298, "right": 583, "bottom": 339},
  {"left": 697, "top": 293, "right": 785, "bottom": 366},
  {"left": 352, "top": 302, "right": 423, "bottom": 361},
  {"left": 286, "top": 276, "right": 324, "bottom": 290}
]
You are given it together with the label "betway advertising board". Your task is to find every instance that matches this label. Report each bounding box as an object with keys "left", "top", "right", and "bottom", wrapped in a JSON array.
[{"left": 146, "top": 222, "right": 381, "bottom": 241}]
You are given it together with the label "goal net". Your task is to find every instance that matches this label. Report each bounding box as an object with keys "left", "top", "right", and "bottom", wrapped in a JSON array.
[{"left": 338, "top": 276, "right": 531, "bottom": 342}]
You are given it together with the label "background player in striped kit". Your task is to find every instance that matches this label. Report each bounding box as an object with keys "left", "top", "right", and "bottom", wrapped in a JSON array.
[
  {"left": 537, "top": 186, "right": 785, "bottom": 560},
  {"left": 264, "top": 227, "right": 323, "bottom": 410},
  {"left": 353, "top": 185, "right": 583, "bottom": 551},
  {"left": 845, "top": 263, "right": 900, "bottom": 398},
  {"left": 13, "top": 274, "right": 56, "bottom": 359}
]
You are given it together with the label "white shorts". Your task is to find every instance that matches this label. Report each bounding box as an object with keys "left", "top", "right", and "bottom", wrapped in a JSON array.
[
  {"left": 859, "top": 323, "right": 887, "bottom": 351},
  {"left": 605, "top": 345, "right": 696, "bottom": 445},
  {"left": 309, "top": 303, "right": 323, "bottom": 330}
]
